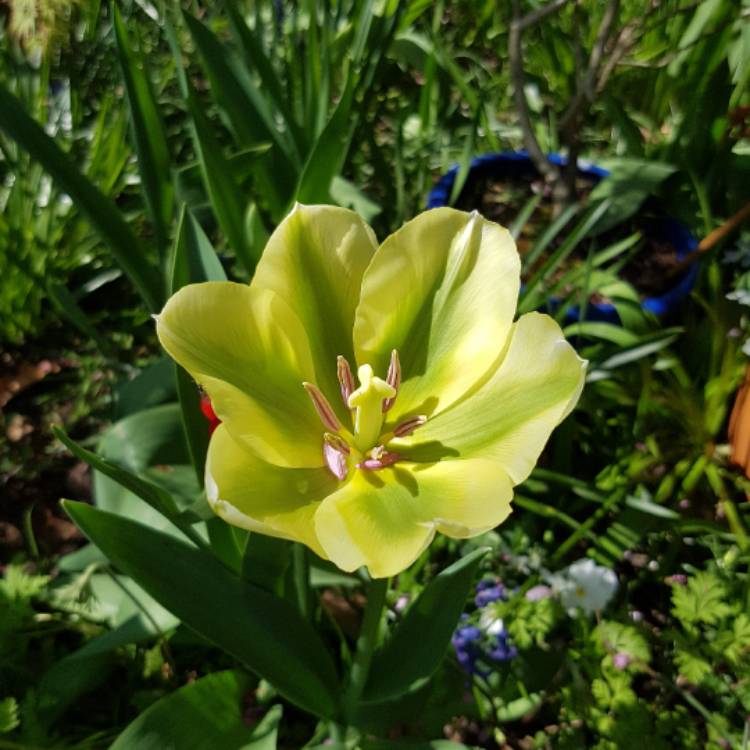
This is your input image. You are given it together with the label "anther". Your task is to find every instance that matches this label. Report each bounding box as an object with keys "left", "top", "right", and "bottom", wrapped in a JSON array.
[
  {"left": 323, "top": 432, "right": 350, "bottom": 454},
  {"left": 383, "top": 350, "right": 401, "bottom": 413},
  {"left": 357, "top": 449, "right": 401, "bottom": 471},
  {"left": 324, "top": 442, "right": 348, "bottom": 480},
  {"left": 393, "top": 415, "right": 427, "bottom": 437},
  {"left": 337, "top": 355, "right": 355, "bottom": 405},
  {"left": 303, "top": 382, "right": 340, "bottom": 432}
]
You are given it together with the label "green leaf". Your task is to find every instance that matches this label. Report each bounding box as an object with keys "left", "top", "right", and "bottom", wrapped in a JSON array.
[
  {"left": 674, "top": 649, "right": 713, "bottom": 685},
  {"left": 36, "top": 577, "right": 179, "bottom": 727},
  {"left": 54, "top": 426, "right": 181, "bottom": 521},
  {"left": 362, "top": 548, "right": 488, "bottom": 704},
  {"left": 114, "top": 357, "right": 177, "bottom": 419},
  {"left": 242, "top": 534, "right": 291, "bottom": 595},
  {"left": 182, "top": 12, "right": 297, "bottom": 218},
  {"left": 113, "top": 4, "right": 173, "bottom": 250},
  {"left": 295, "top": 74, "right": 356, "bottom": 204},
  {"left": 171, "top": 205, "right": 227, "bottom": 292},
  {"left": 186, "top": 90, "right": 257, "bottom": 275},
  {"left": 62, "top": 501, "right": 340, "bottom": 718},
  {"left": 0, "top": 697, "right": 19, "bottom": 734},
  {"left": 589, "top": 158, "right": 677, "bottom": 233},
  {"left": 0, "top": 83, "right": 162, "bottom": 311},
  {"left": 110, "top": 672, "right": 281, "bottom": 750},
  {"left": 671, "top": 571, "right": 732, "bottom": 627}
]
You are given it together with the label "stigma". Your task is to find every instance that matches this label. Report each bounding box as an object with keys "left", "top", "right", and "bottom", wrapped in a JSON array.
[{"left": 303, "top": 351, "right": 426, "bottom": 480}]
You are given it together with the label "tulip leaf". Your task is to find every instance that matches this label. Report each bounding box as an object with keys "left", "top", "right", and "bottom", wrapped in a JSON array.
[
  {"left": 109, "top": 672, "right": 281, "bottom": 750},
  {"left": 295, "top": 73, "right": 356, "bottom": 204},
  {"left": 113, "top": 4, "right": 173, "bottom": 251},
  {"left": 182, "top": 11, "right": 296, "bottom": 218},
  {"left": 186, "top": 88, "right": 256, "bottom": 276},
  {"left": 62, "top": 501, "right": 340, "bottom": 719},
  {"left": 362, "top": 547, "right": 489, "bottom": 704},
  {"left": 0, "top": 84, "right": 162, "bottom": 311}
]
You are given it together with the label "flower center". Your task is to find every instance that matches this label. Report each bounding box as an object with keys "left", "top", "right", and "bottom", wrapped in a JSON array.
[{"left": 303, "top": 351, "right": 426, "bottom": 480}]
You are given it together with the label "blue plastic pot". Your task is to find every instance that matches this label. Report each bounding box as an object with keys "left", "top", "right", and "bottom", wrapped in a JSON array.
[{"left": 426, "top": 151, "right": 699, "bottom": 322}]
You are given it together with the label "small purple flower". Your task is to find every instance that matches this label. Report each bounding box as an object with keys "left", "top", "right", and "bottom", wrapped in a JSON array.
[
  {"left": 666, "top": 574, "right": 688, "bottom": 586},
  {"left": 474, "top": 578, "right": 507, "bottom": 608},
  {"left": 488, "top": 629, "right": 518, "bottom": 662},
  {"left": 525, "top": 584, "right": 552, "bottom": 602},
  {"left": 612, "top": 652, "right": 631, "bottom": 670}
]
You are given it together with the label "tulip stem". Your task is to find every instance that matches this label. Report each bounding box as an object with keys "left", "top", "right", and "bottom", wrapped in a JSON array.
[{"left": 343, "top": 576, "right": 390, "bottom": 723}]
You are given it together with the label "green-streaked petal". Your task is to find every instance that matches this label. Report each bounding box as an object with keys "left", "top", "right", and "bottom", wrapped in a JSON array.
[
  {"left": 353, "top": 208, "right": 520, "bottom": 422},
  {"left": 314, "top": 459, "right": 513, "bottom": 578},
  {"left": 251, "top": 204, "right": 377, "bottom": 416},
  {"left": 206, "top": 425, "right": 335, "bottom": 558},
  {"left": 156, "top": 281, "right": 324, "bottom": 468},
  {"left": 397, "top": 312, "right": 587, "bottom": 484}
]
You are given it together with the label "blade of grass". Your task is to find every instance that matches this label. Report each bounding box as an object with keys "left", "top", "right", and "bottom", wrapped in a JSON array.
[
  {"left": 113, "top": 4, "right": 174, "bottom": 253},
  {"left": 0, "top": 84, "right": 163, "bottom": 311}
]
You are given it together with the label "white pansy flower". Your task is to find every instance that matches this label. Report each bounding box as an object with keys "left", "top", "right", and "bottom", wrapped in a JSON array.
[{"left": 548, "top": 558, "right": 618, "bottom": 616}]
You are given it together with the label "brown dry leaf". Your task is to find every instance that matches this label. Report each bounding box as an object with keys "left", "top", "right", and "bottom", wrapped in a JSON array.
[{"left": 0, "top": 360, "right": 62, "bottom": 409}]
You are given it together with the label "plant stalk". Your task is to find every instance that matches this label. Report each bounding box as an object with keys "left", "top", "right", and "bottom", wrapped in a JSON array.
[{"left": 342, "top": 576, "right": 389, "bottom": 723}]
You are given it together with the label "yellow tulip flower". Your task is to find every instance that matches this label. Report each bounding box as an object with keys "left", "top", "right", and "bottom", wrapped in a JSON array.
[{"left": 156, "top": 205, "right": 586, "bottom": 578}]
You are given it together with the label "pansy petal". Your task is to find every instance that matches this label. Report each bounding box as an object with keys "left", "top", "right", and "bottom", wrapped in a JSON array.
[
  {"left": 252, "top": 204, "right": 377, "bottom": 415},
  {"left": 156, "top": 281, "right": 324, "bottom": 468},
  {"left": 353, "top": 208, "right": 520, "bottom": 421},
  {"left": 398, "top": 312, "right": 586, "bottom": 484},
  {"left": 206, "top": 425, "right": 336, "bottom": 558},
  {"left": 314, "top": 458, "right": 513, "bottom": 578}
]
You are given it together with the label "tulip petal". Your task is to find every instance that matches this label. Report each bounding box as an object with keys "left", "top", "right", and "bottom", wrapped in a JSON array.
[
  {"left": 156, "top": 281, "right": 325, "bottom": 468},
  {"left": 353, "top": 208, "right": 520, "bottom": 421},
  {"left": 206, "top": 425, "right": 336, "bottom": 558},
  {"left": 314, "top": 459, "right": 513, "bottom": 578},
  {"left": 398, "top": 312, "right": 587, "bottom": 484},
  {"left": 252, "top": 204, "right": 377, "bottom": 417}
]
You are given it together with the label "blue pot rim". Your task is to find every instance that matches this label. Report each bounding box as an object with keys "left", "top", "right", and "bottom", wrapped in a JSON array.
[{"left": 426, "top": 151, "right": 699, "bottom": 319}]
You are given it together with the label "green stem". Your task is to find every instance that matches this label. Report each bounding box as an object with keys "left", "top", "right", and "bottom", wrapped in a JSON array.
[{"left": 343, "top": 576, "right": 389, "bottom": 722}]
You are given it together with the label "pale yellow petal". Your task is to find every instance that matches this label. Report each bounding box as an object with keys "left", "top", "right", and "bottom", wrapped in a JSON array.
[
  {"left": 156, "top": 281, "right": 323, "bottom": 468},
  {"left": 205, "top": 425, "right": 335, "bottom": 558},
  {"left": 353, "top": 208, "right": 520, "bottom": 422}
]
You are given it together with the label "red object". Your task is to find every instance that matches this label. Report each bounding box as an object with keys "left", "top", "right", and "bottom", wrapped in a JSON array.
[{"left": 200, "top": 393, "right": 221, "bottom": 435}]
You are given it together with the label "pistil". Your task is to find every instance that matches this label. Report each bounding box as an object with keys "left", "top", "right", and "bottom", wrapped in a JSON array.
[{"left": 348, "top": 364, "right": 396, "bottom": 452}]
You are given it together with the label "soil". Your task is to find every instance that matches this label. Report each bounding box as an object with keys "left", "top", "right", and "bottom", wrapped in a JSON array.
[
  {"left": 455, "top": 173, "right": 684, "bottom": 300},
  {"left": 0, "top": 340, "right": 107, "bottom": 567}
]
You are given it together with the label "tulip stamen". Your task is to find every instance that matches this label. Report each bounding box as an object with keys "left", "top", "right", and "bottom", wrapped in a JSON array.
[
  {"left": 303, "top": 382, "right": 341, "bottom": 432},
  {"left": 357, "top": 447, "right": 401, "bottom": 471},
  {"left": 392, "top": 414, "right": 427, "bottom": 438},
  {"left": 324, "top": 441, "right": 349, "bottom": 480},
  {"left": 337, "top": 355, "right": 356, "bottom": 406},
  {"left": 382, "top": 350, "right": 401, "bottom": 413}
]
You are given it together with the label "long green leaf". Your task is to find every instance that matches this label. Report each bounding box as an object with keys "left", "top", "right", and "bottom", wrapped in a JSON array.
[
  {"left": 362, "top": 548, "right": 488, "bottom": 704},
  {"left": 186, "top": 91, "right": 257, "bottom": 275},
  {"left": 113, "top": 4, "right": 173, "bottom": 251},
  {"left": 110, "top": 672, "right": 281, "bottom": 750},
  {"left": 295, "top": 74, "right": 356, "bottom": 204},
  {"left": 183, "top": 12, "right": 297, "bottom": 218},
  {"left": 63, "top": 501, "right": 340, "bottom": 719},
  {"left": 0, "top": 83, "right": 162, "bottom": 311}
]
